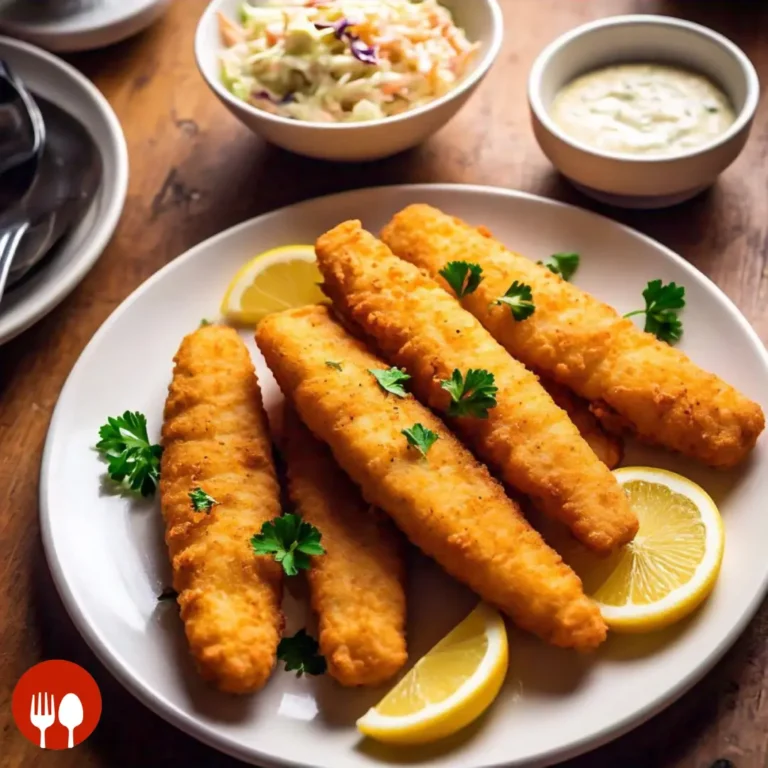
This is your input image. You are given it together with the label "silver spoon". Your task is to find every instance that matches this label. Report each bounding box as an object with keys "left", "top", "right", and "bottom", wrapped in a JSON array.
[
  {"left": 0, "top": 59, "right": 44, "bottom": 177},
  {"left": 0, "top": 60, "right": 44, "bottom": 214},
  {"left": 0, "top": 95, "right": 101, "bottom": 301}
]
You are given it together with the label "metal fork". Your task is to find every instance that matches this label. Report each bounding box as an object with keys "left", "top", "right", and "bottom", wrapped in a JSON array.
[{"left": 30, "top": 692, "right": 55, "bottom": 748}]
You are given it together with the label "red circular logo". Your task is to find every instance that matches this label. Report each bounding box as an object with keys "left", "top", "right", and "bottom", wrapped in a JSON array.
[{"left": 12, "top": 660, "right": 102, "bottom": 750}]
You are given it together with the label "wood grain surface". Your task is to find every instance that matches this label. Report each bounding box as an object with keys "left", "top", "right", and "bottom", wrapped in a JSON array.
[{"left": 1, "top": 1, "right": 767, "bottom": 766}]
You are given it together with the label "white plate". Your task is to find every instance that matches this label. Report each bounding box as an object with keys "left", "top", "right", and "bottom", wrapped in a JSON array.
[
  {"left": 0, "top": 37, "right": 128, "bottom": 345},
  {"left": 0, "top": 0, "right": 171, "bottom": 52},
  {"left": 41, "top": 185, "right": 768, "bottom": 768}
]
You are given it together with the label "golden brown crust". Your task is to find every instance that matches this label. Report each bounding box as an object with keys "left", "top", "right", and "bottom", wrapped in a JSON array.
[
  {"left": 540, "top": 378, "right": 623, "bottom": 469},
  {"left": 160, "top": 325, "right": 283, "bottom": 693},
  {"left": 281, "top": 407, "right": 408, "bottom": 686},
  {"left": 256, "top": 306, "right": 607, "bottom": 651},
  {"left": 381, "top": 204, "right": 765, "bottom": 468},
  {"left": 315, "top": 221, "right": 636, "bottom": 554}
]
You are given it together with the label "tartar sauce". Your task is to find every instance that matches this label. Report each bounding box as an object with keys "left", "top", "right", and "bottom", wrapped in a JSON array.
[{"left": 550, "top": 63, "right": 736, "bottom": 156}]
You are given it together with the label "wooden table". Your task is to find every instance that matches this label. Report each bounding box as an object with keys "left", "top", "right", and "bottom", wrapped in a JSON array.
[{"left": 2, "top": 1, "right": 767, "bottom": 765}]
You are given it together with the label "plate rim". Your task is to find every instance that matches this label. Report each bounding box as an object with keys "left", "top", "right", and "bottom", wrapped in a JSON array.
[
  {"left": 0, "top": 35, "right": 129, "bottom": 344},
  {"left": 39, "top": 183, "right": 768, "bottom": 768},
  {"left": 0, "top": 0, "right": 170, "bottom": 52}
]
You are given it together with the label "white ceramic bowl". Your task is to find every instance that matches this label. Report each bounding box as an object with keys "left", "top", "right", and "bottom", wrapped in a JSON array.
[
  {"left": 528, "top": 15, "right": 760, "bottom": 208},
  {"left": 195, "top": 0, "right": 503, "bottom": 162}
]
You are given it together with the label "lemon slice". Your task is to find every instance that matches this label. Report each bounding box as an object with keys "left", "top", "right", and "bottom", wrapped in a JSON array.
[
  {"left": 220, "top": 244, "right": 326, "bottom": 326},
  {"left": 564, "top": 467, "right": 725, "bottom": 633},
  {"left": 356, "top": 603, "right": 508, "bottom": 745}
]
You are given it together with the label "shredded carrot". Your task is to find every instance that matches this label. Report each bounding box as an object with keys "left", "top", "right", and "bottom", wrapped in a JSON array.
[
  {"left": 451, "top": 51, "right": 470, "bottom": 75},
  {"left": 353, "top": 19, "right": 377, "bottom": 44},
  {"left": 218, "top": 12, "right": 244, "bottom": 48},
  {"left": 446, "top": 30, "right": 466, "bottom": 55},
  {"left": 427, "top": 61, "right": 440, "bottom": 91},
  {"left": 381, "top": 82, "right": 402, "bottom": 96}
]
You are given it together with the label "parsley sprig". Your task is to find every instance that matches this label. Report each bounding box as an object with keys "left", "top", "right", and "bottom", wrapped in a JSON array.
[
  {"left": 325, "top": 360, "right": 343, "bottom": 371},
  {"left": 441, "top": 369, "right": 498, "bottom": 419},
  {"left": 277, "top": 629, "right": 327, "bottom": 677},
  {"left": 189, "top": 487, "right": 218, "bottom": 513},
  {"left": 402, "top": 423, "right": 439, "bottom": 457},
  {"left": 369, "top": 367, "right": 411, "bottom": 397},
  {"left": 538, "top": 252, "right": 580, "bottom": 281},
  {"left": 439, "top": 261, "right": 484, "bottom": 298},
  {"left": 96, "top": 411, "right": 163, "bottom": 497},
  {"left": 624, "top": 280, "right": 686, "bottom": 344},
  {"left": 251, "top": 514, "right": 325, "bottom": 576},
  {"left": 494, "top": 281, "right": 535, "bottom": 321}
]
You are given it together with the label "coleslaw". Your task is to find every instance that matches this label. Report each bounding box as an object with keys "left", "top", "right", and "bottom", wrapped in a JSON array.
[{"left": 219, "top": 0, "right": 479, "bottom": 123}]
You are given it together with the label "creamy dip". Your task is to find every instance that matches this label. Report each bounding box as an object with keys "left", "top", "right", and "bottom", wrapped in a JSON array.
[{"left": 550, "top": 63, "right": 736, "bottom": 157}]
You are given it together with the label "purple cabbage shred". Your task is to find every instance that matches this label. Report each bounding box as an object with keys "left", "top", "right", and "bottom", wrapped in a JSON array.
[
  {"left": 313, "top": 18, "right": 352, "bottom": 38},
  {"left": 350, "top": 39, "right": 377, "bottom": 65},
  {"left": 254, "top": 90, "right": 295, "bottom": 104},
  {"left": 313, "top": 17, "right": 377, "bottom": 65}
]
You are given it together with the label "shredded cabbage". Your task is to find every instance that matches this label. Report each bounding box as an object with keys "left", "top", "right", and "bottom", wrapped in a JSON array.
[{"left": 218, "top": 0, "right": 479, "bottom": 123}]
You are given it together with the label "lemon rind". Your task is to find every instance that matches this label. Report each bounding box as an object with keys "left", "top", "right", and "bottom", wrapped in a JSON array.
[
  {"left": 356, "top": 603, "right": 507, "bottom": 737},
  {"left": 221, "top": 244, "right": 316, "bottom": 315},
  {"left": 598, "top": 467, "right": 725, "bottom": 628}
]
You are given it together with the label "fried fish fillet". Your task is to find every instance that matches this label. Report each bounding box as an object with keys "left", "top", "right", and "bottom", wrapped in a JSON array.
[
  {"left": 281, "top": 406, "right": 408, "bottom": 686},
  {"left": 541, "top": 378, "right": 622, "bottom": 468},
  {"left": 381, "top": 204, "right": 765, "bottom": 468},
  {"left": 256, "top": 306, "right": 607, "bottom": 651},
  {"left": 315, "top": 222, "right": 636, "bottom": 554},
  {"left": 161, "top": 325, "right": 283, "bottom": 693}
]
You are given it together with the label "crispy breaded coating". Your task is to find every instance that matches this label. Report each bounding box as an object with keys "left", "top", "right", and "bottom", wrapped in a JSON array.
[
  {"left": 161, "top": 325, "right": 283, "bottom": 693},
  {"left": 315, "top": 222, "right": 636, "bottom": 554},
  {"left": 381, "top": 204, "right": 765, "bottom": 468},
  {"left": 541, "top": 377, "right": 622, "bottom": 469},
  {"left": 256, "top": 306, "right": 607, "bottom": 651},
  {"left": 281, "top": 407, "right": 408, "bottom": 686}
]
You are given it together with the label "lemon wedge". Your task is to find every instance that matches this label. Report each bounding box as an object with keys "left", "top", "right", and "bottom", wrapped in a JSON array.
[
  {"left": 563, "top": 467, "right": 725, "bottom": 633},
  {"left": 356, "top": 603, "right": 508, "bottom": 745},
  {"left": 220, "top": 244, "right": 326, "bottom": 326}
]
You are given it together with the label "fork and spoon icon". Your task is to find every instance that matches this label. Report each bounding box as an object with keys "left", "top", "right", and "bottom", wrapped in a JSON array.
[{"left": 29, "top": 691, "right": 83, "bottom": 748}]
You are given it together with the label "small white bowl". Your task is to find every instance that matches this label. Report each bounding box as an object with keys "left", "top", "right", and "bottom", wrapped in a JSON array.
[
  {"left": 195, "top": 0, "right": 503, "bottom": 162},
  {"left": 528, "top": 15, "right": 759, "bottom": 208}
]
